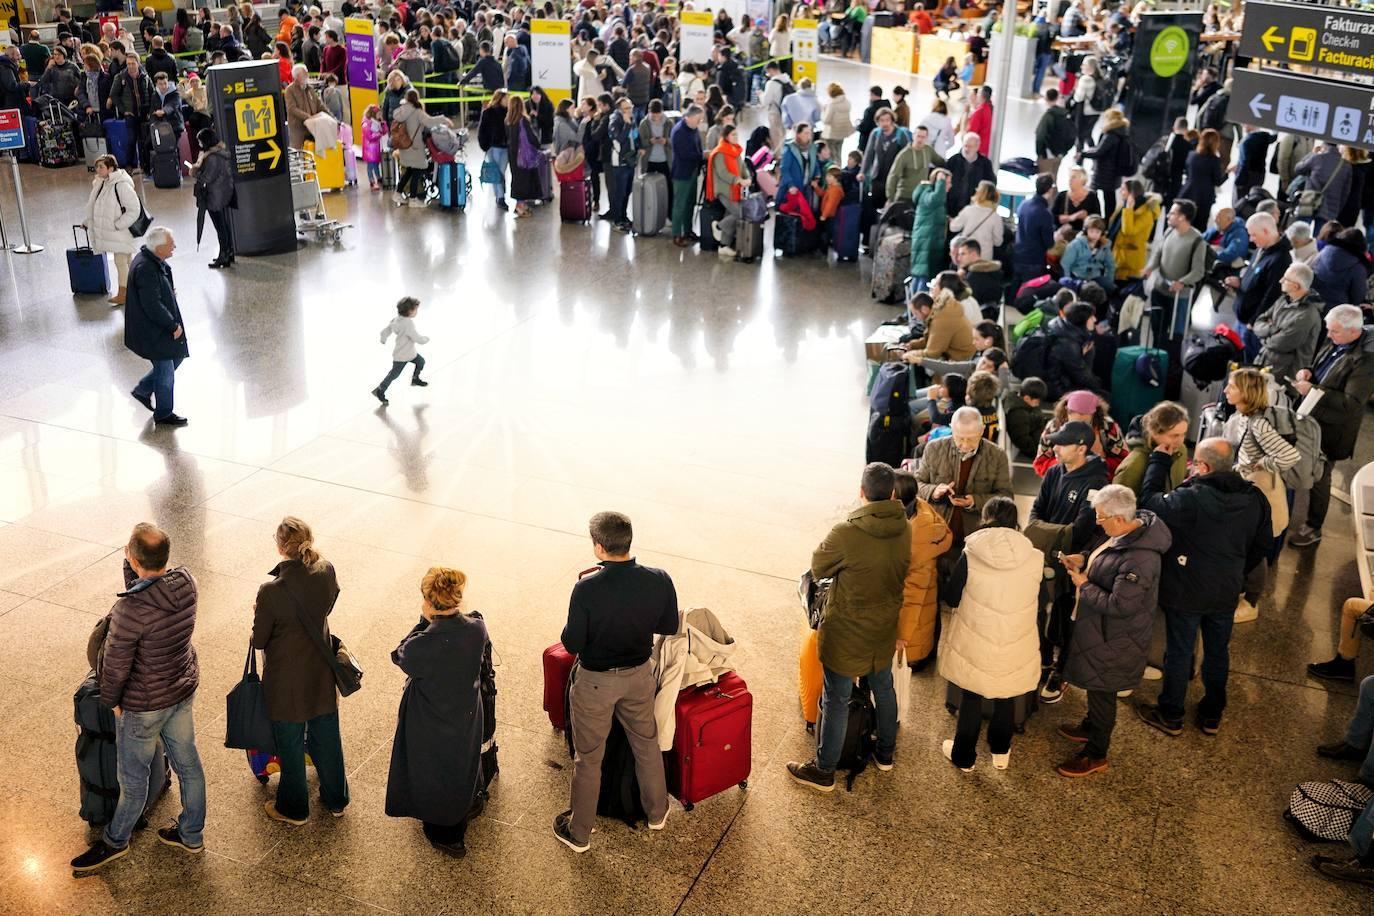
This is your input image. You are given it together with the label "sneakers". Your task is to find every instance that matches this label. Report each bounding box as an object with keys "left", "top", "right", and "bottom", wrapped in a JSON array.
[
  {"left": 1056, "top": 753, "right": 1108, "bottom": 778},
  {"left": 941, "top": 739, "right": 973, "bottom": 773},
  {"left": 1288, "top": 525, "right": 1323, "bottom": 548},
  {"left": 70, "top": 839, "right": 128, "bottom": 874},
  {"left": 785, "top": 759, "right": 836, "bottom": 792},
  {"left": 1317, "top": 739, "right": 1366, "bottom": 761},
  {"left": 130, "top": 389, "right": 153, "bottom": 412},
  {"left": 1195, "top": 710, "right": 1222, "bottom": 736},
  {"left": 1311, "top": 854, "right": 1374, "bottom": 887},
  {"left": 648, "top": 808, "right": 668, "bottom": 831},
  {"left": 1308, "top": 655, "right": 1357, "bottom": 682},
  {"left": 263, "top": 799, "right": 308, "bottom": 826},
  {"left": 1135, "top": 703, "right": 1183, "bottom": 737},
  {"left": 718, "top": 245, "right": 737, "bottom": 258},
  {"left": 156, "top": 825, "right": 203, "bottom": 853},
  {"left": 1039, "top": 671, "right": 1064, "bottom": 704},
  {"left": 1234, "top": 596, "right": 1258, "bottom": 623},
  {"left": 1142, "top": 665, "right": 1163, "bottom": 681},
  {"left": 392, "top": 192, "right": 406, "bottom": 205},
  {"left": 991, "top": 752, "right": 1010, "bottom": 770},
  {"left": 553, "top": 811, "right": 589, "bottom": 853},
  {"left": 154, "top": 413, "right": 189, "bottom": 427},
  {"left": 873, "top": 749, "right": 894, "bottom": 772},
  {"left": 1058, "top": 722, "right": 1090, "bottom": 743},
  {"left": 411, "top": 378, "right": 429, "bottom": 387},
  {"left": 371, "top": 387, "right": 389, "bottom": 405}
]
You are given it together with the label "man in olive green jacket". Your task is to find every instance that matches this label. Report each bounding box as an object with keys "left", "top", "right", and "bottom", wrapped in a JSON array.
[
  {"left": 788, "top": 463, "right": 911, "bottom": 792},
  {"left": 885, "top": 125, "right": 945, "bottom": 205}
]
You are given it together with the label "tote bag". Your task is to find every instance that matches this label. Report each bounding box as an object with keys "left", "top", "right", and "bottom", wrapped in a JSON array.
[{"left": 224, "top": 642, "right": 276, "bottom": 752}]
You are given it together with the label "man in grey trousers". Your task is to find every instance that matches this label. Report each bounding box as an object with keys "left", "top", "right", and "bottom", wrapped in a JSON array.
[{"left": 555, "top": 511, "right": 678, "bottom": 853}]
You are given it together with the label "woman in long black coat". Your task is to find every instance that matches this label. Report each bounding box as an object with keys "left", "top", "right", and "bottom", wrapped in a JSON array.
[
  {"left": 506, "top": 100, "right": 544, "bottom": 217},
  {"left": 385, "top": 567, "right": 490, "bottom": 857},
  {"left": 1177, "top": 128, "right": 1225, "bottom": 227}
]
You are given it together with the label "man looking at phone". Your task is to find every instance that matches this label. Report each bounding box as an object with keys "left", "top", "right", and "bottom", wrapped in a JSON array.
[{"left": 913, "top": 407, "right": 1014, "bottom": 548}]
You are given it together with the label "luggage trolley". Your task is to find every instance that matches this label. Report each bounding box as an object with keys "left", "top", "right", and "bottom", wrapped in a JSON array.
[{"left": 290, "top": 147, "right": 351, "bottom": 245}]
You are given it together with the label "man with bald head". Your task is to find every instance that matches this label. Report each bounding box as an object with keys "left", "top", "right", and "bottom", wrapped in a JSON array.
[{"left": 1135, "top": 437, "right": 1272, "bottom": 738}]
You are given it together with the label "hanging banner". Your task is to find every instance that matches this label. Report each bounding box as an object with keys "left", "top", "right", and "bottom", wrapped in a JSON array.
[
  {"left": 792, "top": 18, "right": 818, "bottom": 83},
  {"left": 344, "top": 18, "right": 376, "bottom": 137},
  {"left": 531, "top": 19, "right": 572, "bottom": 106},
  {"left": 680, "top": 11, "right": 714, "bottom": 65}
]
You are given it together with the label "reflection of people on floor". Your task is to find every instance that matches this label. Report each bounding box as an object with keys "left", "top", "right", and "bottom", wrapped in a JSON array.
[{"left": 377, "top": 404, "right": 431, "bottom": 492}]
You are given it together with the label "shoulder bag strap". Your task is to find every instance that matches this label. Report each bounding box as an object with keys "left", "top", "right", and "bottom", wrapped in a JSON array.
[
  {"left": 1320, "top": 159, "right": 1348, "bottom": 196},
  {"left": 278, "top": 581, "right": 342, "bottom": 675}
]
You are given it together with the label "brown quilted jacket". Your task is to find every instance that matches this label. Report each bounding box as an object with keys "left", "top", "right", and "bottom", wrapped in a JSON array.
[{"left": 99, "top": 560, "right": 199, "bottom": 712}]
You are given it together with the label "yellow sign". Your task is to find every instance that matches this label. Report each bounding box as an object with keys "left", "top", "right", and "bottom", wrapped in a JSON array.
[
  {"left": 0, "top": 0, "right": 16, "bottom": 33},
  {"left": 258, "top": 139, "right": 281, "bottom": 170},
  {"left": 791, "top": 19, "right": 819, "bottom": 84},
  {"left": 531, "top": 19, "right": 567, "bottom": 35},
  {"left": 681, "top": 10, "right": 713, "bottom": 26},
  {"left": 1289, "top": 27, "right": 1317, "bottom": 61},
  {"left": 234, "top": 96, "right": 278, "bottom": 142}
]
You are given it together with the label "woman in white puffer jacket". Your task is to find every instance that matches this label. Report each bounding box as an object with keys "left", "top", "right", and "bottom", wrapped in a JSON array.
[
  {"left": 937, "top": 496, "right": 1043, "bottom": 773},
  {"left": 82, "top": 155, "right": 142, "bottom": 306}
]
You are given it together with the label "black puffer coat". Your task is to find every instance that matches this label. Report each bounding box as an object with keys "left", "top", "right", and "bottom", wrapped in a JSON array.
[
  {"left": 1064, "top": 511, "right": 1170, "bottom": 692},
  {"left": 100, "top": 560, "right": 199, "bottom": 711}
]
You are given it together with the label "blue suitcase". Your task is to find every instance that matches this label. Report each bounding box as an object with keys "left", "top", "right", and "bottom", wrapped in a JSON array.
[
  {"left": 102, "top": 118, "right": 135, "bottom": 169},
  {"left": 1110, "top": 345, "right": 1167, "bottom": 426},
  {"left": 20, "top": 116, "right": 40, "bottom": 163},
  {"left": 67, "top": 226, "right": 110, "bottom": 295},
  {"left": 832, "top": 202, "right": 862, "bottom": 262},
  {"left": 436, "top": 161, "right": 469, "bottom": 210}
]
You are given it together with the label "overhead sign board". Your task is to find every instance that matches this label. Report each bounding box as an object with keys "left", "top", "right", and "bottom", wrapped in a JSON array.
[
  {"left": 0, "top": 108, "right": 23, "bottom": 151},
  {"left": 1229, "top": 68, "right": 1374, "bottom": 151},
  {"left": 1239, "top": 1, "right": 1374, "bottom": 77},
  {"left": 530, "top": 19, "right": 572, "bottom": 106}
]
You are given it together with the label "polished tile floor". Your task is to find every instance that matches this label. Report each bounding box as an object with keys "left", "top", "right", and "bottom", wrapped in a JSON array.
[{"left": 0, "top": 57, "right": 1370, "bottom": 915}]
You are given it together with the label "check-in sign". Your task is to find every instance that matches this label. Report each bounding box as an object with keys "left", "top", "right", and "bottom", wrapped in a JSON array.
[{"left": 1239, "top": 1, "right": 1374, "bottom": 77}]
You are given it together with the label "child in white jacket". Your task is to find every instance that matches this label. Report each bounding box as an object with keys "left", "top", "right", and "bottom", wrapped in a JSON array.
[{"left": 372, "top": 296, "right": 430, "bottom": 405}]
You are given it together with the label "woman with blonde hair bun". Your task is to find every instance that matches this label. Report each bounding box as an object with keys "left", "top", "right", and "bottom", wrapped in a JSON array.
[
  {"left": 252, "top": 516, "right": 350, "bottom": 825},
  {"left": 386, "top": 566, "right": 496, "bottom": 858}
]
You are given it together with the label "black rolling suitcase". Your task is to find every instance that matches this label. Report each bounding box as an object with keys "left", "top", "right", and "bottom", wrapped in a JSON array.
[
  {"left": 736, "top": 218, "right": 765, "bottom": 263},
  {"left": 699, "top": 198, "right": 725, "bottom": 252},
  {"left": 148, "top": 119, "right": 181, "bottom": 189}
]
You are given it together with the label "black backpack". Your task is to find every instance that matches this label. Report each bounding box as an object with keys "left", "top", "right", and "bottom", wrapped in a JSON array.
[
  {"left": 1199, "top": 91, "right": 1229, "bottom": 132},
  {"left": 1090, "top": 76, "right": 1115, "bottom": 112},
  {"left": 834, "top": 679, "right": 877, "bottom": 790},
  {"left": 1139, "top": 140, "right": 1170, "bottom": 188},
  {"left": 1011, "top": 325, "right": 1055, "bottom": 383},
  {"left": 866, "top": 362, "right": 911, "bottom": 466},
  {"left": 1182, "top": 331, "right": 1241, "bottom": 385},
  {"left": 1116, "top": 134, "right": 1139, "bottom": 176}
]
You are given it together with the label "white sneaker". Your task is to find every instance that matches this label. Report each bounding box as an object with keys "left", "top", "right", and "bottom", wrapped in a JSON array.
[
  {"left": 648, "top": 809, "right": 668, "bottom": 831},
  {"left": 1143, "top": 665, "right": 1163, "bottom": 681},
  {"left": 719, "top": 246, "right": 737, "bottom": 258},
  {"left": 1117, "top": 689, "right": 1134, "bottom": 698},
  {"left": 1234, "top": 596, "right": 1259, "bottom": 623},
  {"left": 941, "top": 739, "right": 973, "bottom": 773},
  {"left": 710, "top": 220, "right": 722, "bottom": 242},
  {"left": 991, "top": 752, "right": 1010, "bottom": 770},
  {"left": 392, "top": 192, "right": 406, "bottom": 205}
]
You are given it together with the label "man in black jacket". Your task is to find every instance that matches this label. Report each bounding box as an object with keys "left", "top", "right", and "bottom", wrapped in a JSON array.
[
  {"left": 1044, "top": 303, "right": 1106, "bottom": 399},
  {"left": 1029, "top": 421, "right": 1110, "bottom": 702},
  {"left": 856, "top": 85, "right": 888, "bottom": 153},
  {"left": 125, "top": 229, "right": 191, "bottom": 427},
  {"left": 1136, "top": 438, "right": 1271, "bottom": 736},
  {"left": 0, "top": 45, "right": 29, "bottom": 112},
  {"left": 458, "top": 41, "right": 503, "bottom": 90},
  {"left": 1224, "top": 211, "right": 1292, "bottom": 330},
  {"left": 556, "top": 512, "right": 676, "bottom": 853},
  {"left": 1289, "top": 306, "right": 1374, "bottom": 548}
]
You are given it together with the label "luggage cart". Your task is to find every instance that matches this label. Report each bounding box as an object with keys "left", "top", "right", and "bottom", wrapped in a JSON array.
[{"left": 290, "top": 147, "right": 351, "bottom": 245}]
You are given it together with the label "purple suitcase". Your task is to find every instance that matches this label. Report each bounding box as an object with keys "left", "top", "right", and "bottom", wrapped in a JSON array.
[{"left": 559, "top": 176, "right": 593, "bottom": 223}]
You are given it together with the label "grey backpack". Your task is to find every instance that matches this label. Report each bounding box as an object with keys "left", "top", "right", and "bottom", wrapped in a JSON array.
[{"left": 1265, "top": 404, "right": 1325, "bottom": 491}]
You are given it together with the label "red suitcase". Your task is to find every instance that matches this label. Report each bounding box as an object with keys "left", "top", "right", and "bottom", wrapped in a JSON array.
[
  {"left": 559, "top": 176, "right": 593, "bottom": 223},
  {"left": 665, "top": 671, "right": 752, "bottom": 810},
  {"left": 543, "top": 642, "right": 576, "bottom": 731}
]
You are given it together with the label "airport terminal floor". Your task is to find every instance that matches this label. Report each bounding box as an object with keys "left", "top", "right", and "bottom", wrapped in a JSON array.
[{"left": 0, "top": 55, "right": 1370, "bottom": 914}]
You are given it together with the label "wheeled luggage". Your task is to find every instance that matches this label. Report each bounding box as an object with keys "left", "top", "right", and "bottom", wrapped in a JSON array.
[
  {"left": 1111, "top": 344, "right": 1168, "bottom": 427},
  {"left": 19, "top": 115, "right": 40, "bottom": 163},
  {"left": 632, "top": 171, "right": 668, "bottom": 236},
  {"left": 943, "top": 683, "right": 1037, "bottom": 733},
  {"left": 866, "top": 360, "right": 912, "bottom": 465},
  {"left": 67, "top": 226, "right": 110, "bottom": 295},
  {"left": 74, "top": 671, "right": 170, "bottom": 827},
  {"left": 38, "top": 117, "right": 79, "bottom": 169},
  {"left": 870, "top": 227, "right": 912, "bottom": 303},
  {"left": 699, "top": 198, "right": 725, "bottom": 252},
  {"left": 80, "top": 118, "right": 107, "bottom": 170},
  {"left": 537, "top": 153, "right": 554, "bottom": 202},
  {"left": 102, "top": 118, "right": 135, "bottom": 168},
  {"left": 774, "top": 212, "right": 819, "bottom": 257},
  {"left": 177, "top": 128, "right": 192, "bottom": 175},
  {"left": 380, "top": 153, "right": 399, "bottom": 190},
  {"left": 559, "top": 176, "right": 593, "bottom": 222},
  {"left": 542, "top": 642, "right": 576, "bottom": 731},
  {"left": 832, "top": 202, "right": 862, "bottom": 262},
  {"left": 735, "top": 218, "right": 765, "bottom": 263},
  {"left": 436, "top": 161, "right": 469, "bottom": 210},
  {"left": 148, "top": 120, "right": 180, "bottom": 188},
  {"left": 664, "top": 672, "right": 752, "bottom": 810}
]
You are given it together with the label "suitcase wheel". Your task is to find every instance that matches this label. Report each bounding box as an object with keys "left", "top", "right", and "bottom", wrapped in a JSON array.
[
  {"left": 683, "top": 802, "right": 693, "bottom": 812},
  {"left": 255, "top": 773, "right": 269, "bottom": 785},
  {"left": 739, "top": 780, "right": 748, "bottom": 789}
]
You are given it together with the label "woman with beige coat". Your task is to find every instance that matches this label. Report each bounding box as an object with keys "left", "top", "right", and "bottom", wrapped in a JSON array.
[
  {"left": 82, "top": 155, "right": 141, "bottom": 306},
  {"left": 820, "top": 82, "right": 854, "bottom": 157}
]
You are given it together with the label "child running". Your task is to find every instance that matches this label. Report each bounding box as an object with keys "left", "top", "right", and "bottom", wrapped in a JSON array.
[{"left": 373, "top": 296, "right": 429, "bottom": 405}]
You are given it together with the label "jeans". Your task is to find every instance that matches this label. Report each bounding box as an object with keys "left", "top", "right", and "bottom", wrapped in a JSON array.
[
  {"left": 270, "top": 713, "right": 349, "bottom": 821},
  {"left": 1352, "top": 795, "right": 1374, "bottom": 860},
  {"left": 1307, "top": 455, "right": 1335, "bottom": 530},
  {"left": 950, "top": 688, "right": 1015, "bottom": 768},
  {"left": 1032, "top": 52, "right": 1054, "bottom": 94},
  {"left": 104, "top": 694, "right": 206, "bottom": 849},
  {"left": 366, "top": 161, "right": 381, "bottom": 184},
  {"left": 377, "top": 354, "right": 425, "bottom": 394},
  {"left": 208, "top": 208, "right": 234, "bottom": 262},
  {"left": 1158, "top": 607, "right": 1235, "bottom": 723},
  {"left": 816, "top": 665, "right": 896, "bottom": 772},
  {"left": 487, "top": 147, "right": 508, "bottom": 200},
  {"left": 1345, "top": 674, "right": 1374, "bottom": 785},
  {"left": 671, "top": 176, "right": 697, "bottom": 236},
  {"left": 608, "top": 165, "right": 634, "bottom": 224},
  {"left": 132, "top": 356, "right": 183, "bottom": 420},
  {"left": 1083, "top": 688, "right": 1118, "bottom": 759}
]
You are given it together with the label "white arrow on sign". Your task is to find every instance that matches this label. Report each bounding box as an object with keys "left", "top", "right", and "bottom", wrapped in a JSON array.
[{"left": 1250, "top": 93, "right": 1273, "bottom": 119}]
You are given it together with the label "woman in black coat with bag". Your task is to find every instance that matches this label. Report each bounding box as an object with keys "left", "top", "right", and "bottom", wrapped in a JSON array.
[
  {"left": 506, "top": 98, "right": 545, "bottom": 218},
  {"left": 385, "top": 566, "right": 492, "bottom": 858},
  {"left": 1076, "top": 109, "right": 1132, "bottom": 218}
]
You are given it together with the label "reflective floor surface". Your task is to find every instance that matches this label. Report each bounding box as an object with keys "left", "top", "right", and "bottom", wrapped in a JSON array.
[{"left": 0, "top": 57, "right": 1370, "bottom": 914}]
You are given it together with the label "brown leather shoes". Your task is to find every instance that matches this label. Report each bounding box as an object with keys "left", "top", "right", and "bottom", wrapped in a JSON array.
[{"left": 1056, "top": 753, "right": 1108, "bottom": 778}]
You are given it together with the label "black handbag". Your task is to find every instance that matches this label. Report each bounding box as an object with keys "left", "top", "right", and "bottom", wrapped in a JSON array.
[
  {"left": 282, "top": 585, "right": 363, "bottom": 697},
  {"left": 224, "top": 643, "right": 276, "bottom": 752},
  {"left": 113, "top": 181, "right": 152, "bottom": 237}
]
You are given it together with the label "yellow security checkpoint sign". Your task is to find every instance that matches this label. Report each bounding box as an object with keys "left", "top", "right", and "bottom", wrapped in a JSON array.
[{"left": 234, "top": 96, "right": 278, "bottom": 142}]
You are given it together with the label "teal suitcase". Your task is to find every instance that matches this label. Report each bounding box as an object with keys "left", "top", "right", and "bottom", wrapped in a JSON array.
[{"left": 1111, "top": 345, "right": 1167, "bottom": 426}]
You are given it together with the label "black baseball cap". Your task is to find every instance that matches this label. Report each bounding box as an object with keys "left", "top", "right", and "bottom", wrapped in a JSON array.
[{"left": 1049, "top": 420, "right": 1094, "bottom": 447}]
